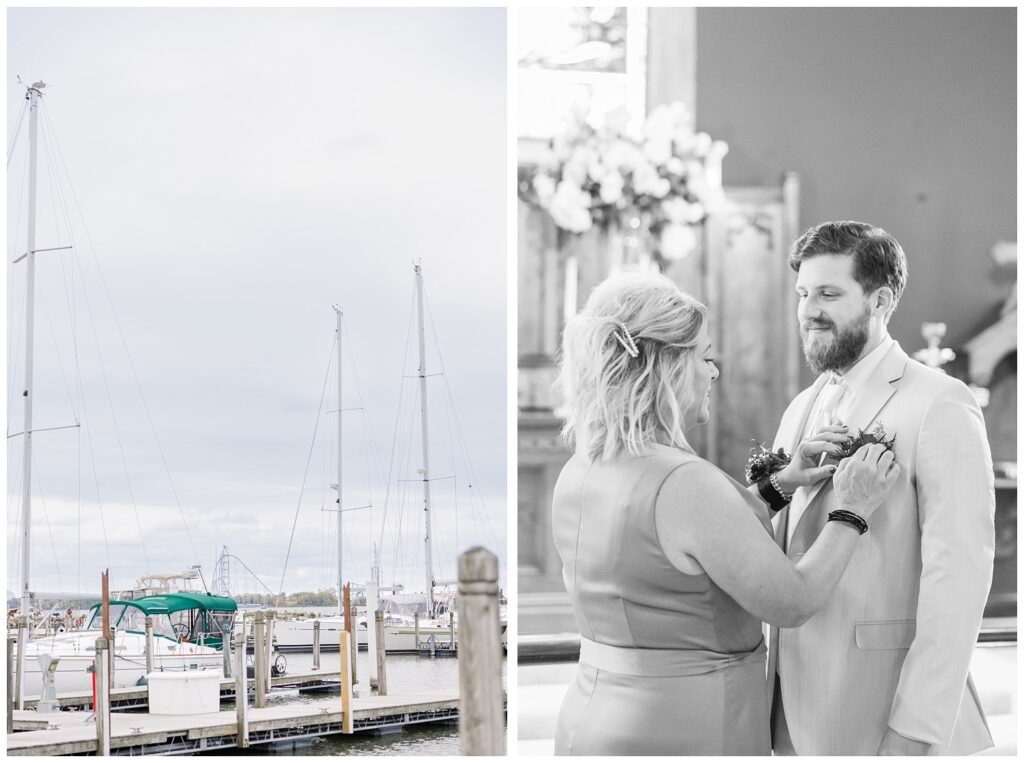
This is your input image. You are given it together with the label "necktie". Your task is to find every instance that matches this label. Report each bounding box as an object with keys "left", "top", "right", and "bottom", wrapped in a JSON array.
[
  {"left": 814, "top": 374, "right": 848, "bottom": 433},
  {"left": 788, "top": 375, "right": 848, "bottom": 548}
]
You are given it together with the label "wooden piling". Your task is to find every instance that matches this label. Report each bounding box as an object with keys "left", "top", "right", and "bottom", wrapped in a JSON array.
[
  {"left": 265, "top": 611, "right": 275, "bottom": 693},
  {"left": 102, "top": 569, "right": 114, "bottom": 689},
  {"left": 457, "top": 547, "right": 504, "bottom": 755},
  {"left": 234, "top": 634, "right": 249, "bottom": 748},
  {"left": 95, "top": 637, "right": 111, "bottom": 756},
  {"left": 414, "top": 611, "right": 420, "bottom": 650},
  {"left": 312, "top": 619, "right": 321, "bottom": 672},
  {"left": 343, "top": 583, "right": 357, "bottom": 684},
  {"left": 374, "top": 610, "right": 388, "bottom": 696},
  {"left": 253, "top": 612, "right": 267, "bottom": 708},
  {"left": 339, "top": 630, "right": 353, "bottom": 734},
  {"left": 15, "top": 615, "right": 27, "bottom": 710},
  {"left": 450, "top": 612, "right": 457, "bottom": 653},
  {"left": 144, "top": 616, "right": 155, "bottom": 675},
  {"left": 222, "top": 624, "right": 232, "bottom": 679},
  {"left": 7, "top": 634, "right": 14, "bottom": 733},
  {"left": 366, "top": 581, "right": 378, "bottom": 686}
]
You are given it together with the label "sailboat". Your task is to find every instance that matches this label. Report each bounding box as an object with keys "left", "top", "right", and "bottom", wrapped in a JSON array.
[
  {"left": 274, "top": 299, "right": 457, "bottom": 654},
  {"left": 8, "top": 81, "right": 228, "bottom": 702},
  {"left": 275, "top": 265, "right": 499, "bottom": 654}
]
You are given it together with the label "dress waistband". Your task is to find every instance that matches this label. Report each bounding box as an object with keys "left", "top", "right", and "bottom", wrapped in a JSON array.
[{"left": 579, "top": 636, "right": 766, "bottom": 678}]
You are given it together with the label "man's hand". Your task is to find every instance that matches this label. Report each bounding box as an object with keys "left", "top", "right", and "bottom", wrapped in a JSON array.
[{"left": 877, "top": 727, "right": 930, "bottom": 755}]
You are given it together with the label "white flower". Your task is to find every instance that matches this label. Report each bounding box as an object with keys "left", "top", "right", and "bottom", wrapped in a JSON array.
[
  {"left": 563, "top": 146, "right": 591, "bottom": 186},
  {"left": 633, "top": 161, "right": 671, "bottom": 199},
  {"left": 644, "top": 102, "right": 687, "bottom": 145},
  {"left": 660, "top": 223, "right": 698, "bottom": 261},
  {"left": 643, "top": 137, "right": 672, "bottom": 166},
  {"left": 598, "top": 171, "right": 624, "bottom": 204},
  {"left": 692, "top": 132, "right": 712, "bottom": 157},
  {"left": 533, "top": 174, "right": 556, "bottom": 207},
  {"left": 549, "top": 181, "right": 593, "bottom": 233},
  {"left": 665, "top": 157, "right": 686, "bottom": 176},
  {"left": 662, "top": 198, "right": 705, "bottom": 225}
]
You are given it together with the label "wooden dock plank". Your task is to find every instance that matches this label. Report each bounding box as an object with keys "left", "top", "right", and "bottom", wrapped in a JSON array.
[
  {"left": 20, "top": 670, "right": 342, "bottom": 710},
  {"left": 7, "top": 690, "right": 466, "bottom": 756}
]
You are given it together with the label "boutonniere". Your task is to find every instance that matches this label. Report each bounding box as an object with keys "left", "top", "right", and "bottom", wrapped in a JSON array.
[
  {"left": 745, "top": 441, "right": 792, "bottom": 484},
  {"left": 830, "top": 422, "right": 897, "bottom": 464}
]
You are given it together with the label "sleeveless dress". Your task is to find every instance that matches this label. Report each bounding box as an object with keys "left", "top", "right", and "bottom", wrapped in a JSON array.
[{"left": 552, "top": 446, "right": 773, "bottom": 755}]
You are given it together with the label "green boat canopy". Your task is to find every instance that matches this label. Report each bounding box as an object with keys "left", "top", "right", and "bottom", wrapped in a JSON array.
[{"left": 88, "top": 592, "right": 238, "bottom": 616}]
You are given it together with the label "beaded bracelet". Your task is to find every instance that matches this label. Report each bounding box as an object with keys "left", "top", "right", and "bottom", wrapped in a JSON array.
[
  {"left": 827, "top": 509, "right": 868, "bottom": 535},
  {"left": 768, "top": 472, "right": 792, "bottom": 503},
  {"left": 757, "top": 476, "right": 791, "bottom": 514}
]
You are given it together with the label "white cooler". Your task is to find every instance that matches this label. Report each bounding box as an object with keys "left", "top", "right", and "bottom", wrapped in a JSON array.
[{"left": 146, "top": 669, "right": 223, "bottom": 715}]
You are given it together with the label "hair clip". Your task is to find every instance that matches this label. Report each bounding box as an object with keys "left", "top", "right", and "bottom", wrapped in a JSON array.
[{"left": 613, "top": 323, "right": 640, "bottom": 358}]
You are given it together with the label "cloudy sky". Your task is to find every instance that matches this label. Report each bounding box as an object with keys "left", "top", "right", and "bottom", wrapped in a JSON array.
[{"left": 6, "top": 8, "right": 507, "bottom": 599}]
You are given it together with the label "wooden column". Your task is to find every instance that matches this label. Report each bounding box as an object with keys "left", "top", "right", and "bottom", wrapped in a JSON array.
[
  {"left": 374, "top": 611, "right": 387, "bottom": 696},
  {"left": 94, "top": 637, "right": 111, "bottom": 756},
  {"left": 339, "top": 631, "right": 353, "bottom": 734},
  {"left": 342, "top": 583, "right": 356, "bottom": 683},
  {"left": 457, "top": 547, "right": 504, "bottom": 755},
  {"left": 253, "top": 612, "right": 266, "bottom": 708},
  {"left": 234, "top": 633, "right": 249, "bottom": 748}
]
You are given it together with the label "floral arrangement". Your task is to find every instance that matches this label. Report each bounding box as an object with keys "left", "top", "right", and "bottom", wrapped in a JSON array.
[
  {"left": 745, "top": 442, "right": 792, "bottom": 484},
  {"left": 521, "top": 102, "right": 729, "bottom": 261}
]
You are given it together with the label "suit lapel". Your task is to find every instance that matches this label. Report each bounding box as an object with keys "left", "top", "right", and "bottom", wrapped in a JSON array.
[
  {"left": 788, "top": 343, "right": 910, "bottom": 554},
  {"left": 844, "top": 343, "right": 908, "bottom": 434}
]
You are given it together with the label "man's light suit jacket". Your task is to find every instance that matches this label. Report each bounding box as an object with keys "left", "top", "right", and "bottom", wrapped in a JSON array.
[{"left": 767, "top": 342, "right": 995, "bottom": 755}]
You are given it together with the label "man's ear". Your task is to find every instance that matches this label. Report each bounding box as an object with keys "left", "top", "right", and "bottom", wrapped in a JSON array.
[{"left": 872, "top": 287, "right": 894, "bottom": 317}]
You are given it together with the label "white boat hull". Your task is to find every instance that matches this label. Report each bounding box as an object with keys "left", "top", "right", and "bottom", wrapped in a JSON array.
[
  {"left": 273, "top": 617, "right": 455, "bottom": 653},
  {"left": 13, "top": 629, "right": 224, "bottom": 701}
]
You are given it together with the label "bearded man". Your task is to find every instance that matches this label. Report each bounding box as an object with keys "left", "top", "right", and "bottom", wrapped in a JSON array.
[{"left": 766, "top": 221, "right": 995, "bottom": 755}]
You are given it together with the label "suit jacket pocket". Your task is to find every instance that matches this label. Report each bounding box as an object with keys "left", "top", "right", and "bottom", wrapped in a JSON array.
[{"left": 854, "top": 619, "right": 916, "bottom": 650}]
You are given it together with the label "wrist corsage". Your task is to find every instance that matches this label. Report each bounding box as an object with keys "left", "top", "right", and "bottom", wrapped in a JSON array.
[
  {"left": 746, "top": 441, "right": 793, "bottom": 514},
  {"left": 745, "top": 441, "right": 792, "bottom": 484}
]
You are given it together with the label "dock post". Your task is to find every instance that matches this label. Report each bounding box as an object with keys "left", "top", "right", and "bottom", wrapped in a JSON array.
[
  {"left": 414, "top": 611, "right": 420, "bottom": 650},
  {"left": 343, "top": 583, "right": 357, "bottom": 684},
  {"left": 108, "top": 626, "right": 116, "bottom": 689},
  {"left": 253, "top": 612, "right": 267, "bottom": 708},
  {"left": 339, "top": 630, "right": 353, "bottom": 734},
  {"left": 234, "top": 634, "right": 249, "bottom": 748},
  {"left": 7, "top": 634, "right": 14, "bottom": 733},
  {"left": 95, "top": 637, "right": 111, "bottom": 756},
  {"left": 223, "top": 625, "right": 232, "bottom": 679},
  {"left": 14, "top": 615, "right": 27, "bottom": 710},
  {"left": 374, "top": 611, "right": 388, "bottom": 696},
  {"left": 457, "top": 547, "right": 504, "bottom": 755},
  {"left": 450, "top": 613, "right": 456, "bottom": 653},
  {"left": 265, "top": 611, "right": 275, "bottom": 693},
  {"left": 144, "top": 617, "right": 155, "bottom": 675},
  {"left": 312, "top": 620, "right": 321, "bottom": 671},
  {"left": 365, "top": 581, "right": 378, "bottom": 687}
]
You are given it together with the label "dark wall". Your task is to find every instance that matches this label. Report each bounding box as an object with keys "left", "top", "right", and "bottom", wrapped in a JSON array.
[{"left": 696, "top": 7, "right": 1016, "bottom": 369}]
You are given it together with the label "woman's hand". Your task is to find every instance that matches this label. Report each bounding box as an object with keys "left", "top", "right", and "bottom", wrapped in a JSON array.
[
  {"left": 774, "top": 425, "right": 852, "bottom": 493},
  {"left": 833, "top": 443, "right": 900, "bottom": 521}
]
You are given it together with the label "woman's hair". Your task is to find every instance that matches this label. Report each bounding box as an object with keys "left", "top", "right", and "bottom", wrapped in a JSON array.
[{"left": 556, "top": 271, "right": 708, "bottom": 463}]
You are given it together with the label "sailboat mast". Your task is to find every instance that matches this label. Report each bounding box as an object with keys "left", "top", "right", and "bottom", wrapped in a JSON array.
[
  {"left": 414, "top": 264, "right": 435, "bottom": 613},
  {"left": 20, "top": 83, "right": 43, "bottom": 625},
  {"left": 333, "top": 306, "right": 344, "bottom": 619}
]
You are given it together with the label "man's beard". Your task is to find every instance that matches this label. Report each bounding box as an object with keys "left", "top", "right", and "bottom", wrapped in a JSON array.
[{"left": 801, "top": 305, "right": 871, "bottom": 374}]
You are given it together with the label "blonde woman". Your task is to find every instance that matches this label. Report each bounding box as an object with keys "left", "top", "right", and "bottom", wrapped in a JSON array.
[{"left": 552, "top": 272, "right": 899, "bottom": 755}]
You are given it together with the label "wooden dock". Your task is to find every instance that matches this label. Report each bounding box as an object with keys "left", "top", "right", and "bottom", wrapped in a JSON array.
[
  {"left": 8, "top": 690, "right": 473, "bottom": 755},
  {"left": 18, "top": 670, "right": 342, "bottom": 711}
]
